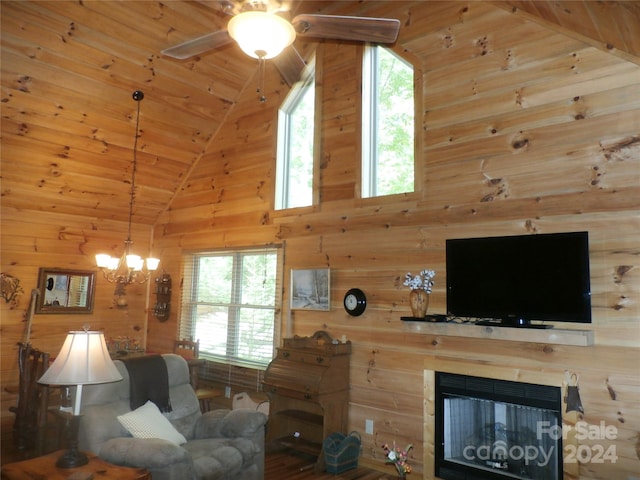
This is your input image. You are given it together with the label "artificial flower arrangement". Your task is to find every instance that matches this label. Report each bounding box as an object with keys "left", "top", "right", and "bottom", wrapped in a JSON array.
[
  {"left": 403, "top": 269, "right": 435, "bottom": 294},
  {"left": 382, "top": 441, "right": 414, "bottom": 476}
]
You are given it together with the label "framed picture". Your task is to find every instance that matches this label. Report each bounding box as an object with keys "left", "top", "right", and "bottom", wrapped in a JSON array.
[{"left": 290, "top": 268, "right": 330, "bottom": 311}]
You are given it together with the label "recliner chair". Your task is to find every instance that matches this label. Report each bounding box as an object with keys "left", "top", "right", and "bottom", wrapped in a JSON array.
[{"left": 78, "top": 353, "right": 267, "bottom": 480}]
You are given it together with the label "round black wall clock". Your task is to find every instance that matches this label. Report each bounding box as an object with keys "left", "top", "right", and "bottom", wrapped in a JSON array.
[{"left": 343, "top": 288, "right": 367, "bottom": 316}]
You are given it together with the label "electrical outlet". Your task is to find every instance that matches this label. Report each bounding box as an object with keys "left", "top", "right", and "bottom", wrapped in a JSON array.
[
  {"left": 225, "top": 386, "right": 231, "bottom": 398},
  {"left": 365, "top": 419, "right": 374, "bottom": 434}
]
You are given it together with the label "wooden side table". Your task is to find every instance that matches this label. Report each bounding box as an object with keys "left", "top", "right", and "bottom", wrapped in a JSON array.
[{"left": 1, "top": 450, "right": 150, "bottom": 480}]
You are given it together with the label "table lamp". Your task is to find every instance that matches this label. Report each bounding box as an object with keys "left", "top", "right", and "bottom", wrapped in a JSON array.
[{"left": 38, "top": 329, "right": 123, "bottom": 468}]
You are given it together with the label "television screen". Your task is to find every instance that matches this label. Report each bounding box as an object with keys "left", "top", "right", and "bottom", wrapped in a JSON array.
[{"left": 446, "top": 231, "right": 591, "bottom": 326}]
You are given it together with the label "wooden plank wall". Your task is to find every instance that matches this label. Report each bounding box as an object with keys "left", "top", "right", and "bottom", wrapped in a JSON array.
[
  {"left": 1, "top": 1, "right": 639, "bottom": 478},
  {"left": 0, "top": 208, "right": 156, "bottom": 346},
  {"left": 149, "top": 3, "right": 640, "bottom": 478}
]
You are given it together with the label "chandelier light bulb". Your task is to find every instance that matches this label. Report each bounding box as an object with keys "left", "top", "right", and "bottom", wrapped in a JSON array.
[{"left": 228, "top": 11, "right": 296, "bottom": 59}]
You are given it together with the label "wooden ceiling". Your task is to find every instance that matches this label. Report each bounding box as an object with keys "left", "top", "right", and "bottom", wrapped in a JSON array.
[{"left": 2, "top": 1, "right": 639, "bottom": 226}]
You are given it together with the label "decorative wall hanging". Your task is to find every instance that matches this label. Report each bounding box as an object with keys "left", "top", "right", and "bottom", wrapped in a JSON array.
[
  {"left": 1, "top": 272, "right": 24, "bottom": 305},
  {"left": 290, "top": 268, "right": 330, "bottom": 311},
  {"left": 154, "top": 273, "right": 172, "bottom": 321},
  {"left": 564, "top": 371, "right": 584, "bottom": 414}
]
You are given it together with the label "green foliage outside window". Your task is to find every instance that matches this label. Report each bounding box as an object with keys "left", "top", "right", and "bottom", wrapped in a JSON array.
[
  {"left": 284, "top": 86, "right": 314, "bottom": 208},
  {"left": 276, "top": 60, "right": 315, "bottom": 210},
  {"left": 363, "top": 46, "right": 415, "bottom": 197}
]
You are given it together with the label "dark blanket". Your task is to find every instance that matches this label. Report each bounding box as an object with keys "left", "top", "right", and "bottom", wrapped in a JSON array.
[{"left": 122, "top": 355, "right": 172, "bottom": 412}]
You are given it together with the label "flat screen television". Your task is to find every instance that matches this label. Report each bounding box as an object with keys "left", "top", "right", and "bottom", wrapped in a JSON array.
[{"left": 446, "top": 231, "right": 591, "bottom": 328}]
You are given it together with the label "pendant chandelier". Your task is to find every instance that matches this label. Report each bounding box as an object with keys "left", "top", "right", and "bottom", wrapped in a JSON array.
[{"left": 95, "top": 90, "right": 159, "bottom": 287}]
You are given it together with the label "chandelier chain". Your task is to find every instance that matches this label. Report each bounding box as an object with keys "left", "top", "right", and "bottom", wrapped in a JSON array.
[
  {"left": 95, "top": 90, "right": 159, "bottom": 290},
  {"left": 126, "top": 96, "right": 141, "bottom": 250}
]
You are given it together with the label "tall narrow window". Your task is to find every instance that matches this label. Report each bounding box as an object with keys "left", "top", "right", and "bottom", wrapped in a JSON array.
[
  {"left": 179, "top": 248, "right": 282, "bottom": 367},
  {"left": 362, "top": 46, "right": 415, "bottom": 198},
  {"left": 275, "top": 58, "right": 315, "bottom": 209}
]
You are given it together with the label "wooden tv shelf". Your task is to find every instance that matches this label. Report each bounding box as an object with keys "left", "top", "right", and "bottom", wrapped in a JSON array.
[{"left": 401, "top": 319, "right": 594, "bottom": 346}]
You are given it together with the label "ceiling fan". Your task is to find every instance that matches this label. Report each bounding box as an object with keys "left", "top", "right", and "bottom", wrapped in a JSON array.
[{"left": 161, "top": 0, "right": 401, "bottom": 86}]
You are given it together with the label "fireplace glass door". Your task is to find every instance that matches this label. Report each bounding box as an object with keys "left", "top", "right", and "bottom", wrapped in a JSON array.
[{"left": 436, "top": 372, "right": 562, "bottom": 480}]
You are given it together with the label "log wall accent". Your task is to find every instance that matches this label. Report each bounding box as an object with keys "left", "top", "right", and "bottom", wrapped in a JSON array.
[{"left": 1, "top": 1, "right": 639, "bottom": 478}]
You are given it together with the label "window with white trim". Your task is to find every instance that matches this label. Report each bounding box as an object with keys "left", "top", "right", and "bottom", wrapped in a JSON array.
[
  {"left": 179, "top": 248, "right": 282, "bottom": 367},
  {"left": 275, "top": 57, "right": 315, "bottom": 209},
  {"left": 362, "top": 45, "right": 415, "bottom": 198}
]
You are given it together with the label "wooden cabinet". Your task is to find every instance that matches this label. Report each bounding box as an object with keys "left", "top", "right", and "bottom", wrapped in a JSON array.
[{"left": 263, "top": 331, "right": 351, "bottom": 467}]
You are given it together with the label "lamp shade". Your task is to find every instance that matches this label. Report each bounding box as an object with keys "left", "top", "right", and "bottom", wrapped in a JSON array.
[
  {"left": 228, "top": 11, "right": 296, "bottom": 59},
  {"left": 146, "top": 257, "right": 160, "bottom": 271},
  {"left": 38, "top": 330, "right": 121, "bottom": 468},
  {"left": 39, "top": 331, "right": 123, "bottom": 386},
  {"left": 95, "top": 254, "right": 112, "bottom": 268}
]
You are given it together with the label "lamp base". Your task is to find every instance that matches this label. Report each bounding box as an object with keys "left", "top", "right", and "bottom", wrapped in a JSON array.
[
  {"left": 56, "top": 413, "right": 88, "bottom": 468},
  {"left": 56, "top": 448, "right": 89, "bottom": 468}
]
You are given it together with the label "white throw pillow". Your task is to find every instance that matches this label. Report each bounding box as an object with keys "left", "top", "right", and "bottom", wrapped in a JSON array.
[{"left": 117, "top": 400, "right": 187, "bottom": 445}]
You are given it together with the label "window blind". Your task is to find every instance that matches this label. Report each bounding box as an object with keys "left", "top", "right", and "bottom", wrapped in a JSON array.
[{"left": 179, "top": 246, "right": 283, "bottom": 368}]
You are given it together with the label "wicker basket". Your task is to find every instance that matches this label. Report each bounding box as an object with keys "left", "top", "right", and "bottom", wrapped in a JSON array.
[{"left": 323, "top": 431, "right": 361, "bottom": 474}]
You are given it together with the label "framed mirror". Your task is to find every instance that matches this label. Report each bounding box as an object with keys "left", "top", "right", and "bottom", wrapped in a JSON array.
[{"left": 35, "top": 268, "right": 96, "bottom": 314}]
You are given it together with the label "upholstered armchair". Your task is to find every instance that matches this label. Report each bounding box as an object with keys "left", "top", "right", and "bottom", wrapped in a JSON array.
[{"left": 78, "top": 353, "right": 267, "bottom": 480}]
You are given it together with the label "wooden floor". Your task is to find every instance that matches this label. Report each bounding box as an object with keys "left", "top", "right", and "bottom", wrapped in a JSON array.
[
  {"left": 265, "top": 450, "right": 396, "bottom": 480},
  {"left": 1, "top": 438, "right": 397, "bottom": 480},
  {"left": 1, "top": 410, "right": 397, "bottom": 478}
]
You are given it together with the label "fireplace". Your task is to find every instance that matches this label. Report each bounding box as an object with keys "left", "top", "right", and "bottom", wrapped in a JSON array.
[{"left": 435, "top": 372, "right": 562, "bottom": 480}]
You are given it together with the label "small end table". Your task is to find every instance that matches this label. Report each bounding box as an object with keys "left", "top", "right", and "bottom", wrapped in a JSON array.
[{"left": 1, "top": 450, "right": 150, "bottom": 480}]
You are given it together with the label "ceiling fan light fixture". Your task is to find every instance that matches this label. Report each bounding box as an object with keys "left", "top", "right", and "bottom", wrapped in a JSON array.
[{"left": 228, "top": 11, "right": 295, "bottom": 59}]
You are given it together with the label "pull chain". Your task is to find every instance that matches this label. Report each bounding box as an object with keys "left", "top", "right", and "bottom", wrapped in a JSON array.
[{"left": 256, "top": 52, "right": 267, "bottom": 103}]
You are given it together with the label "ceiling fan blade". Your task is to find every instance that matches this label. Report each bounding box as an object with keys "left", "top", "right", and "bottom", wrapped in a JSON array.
[
  {"left": 272, "top": 46, "right": 306, "bottom": 86},
  {"left": 292, "top": 14, "right": 400, "bottom": 44},
  {"left": 161, "top": 30, "right": 232, "bottom": 60}
]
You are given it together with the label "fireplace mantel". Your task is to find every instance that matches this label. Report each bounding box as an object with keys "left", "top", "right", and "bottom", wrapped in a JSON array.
[{"left": 403, "top": 320, "right": 594, "bottom": 346}]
